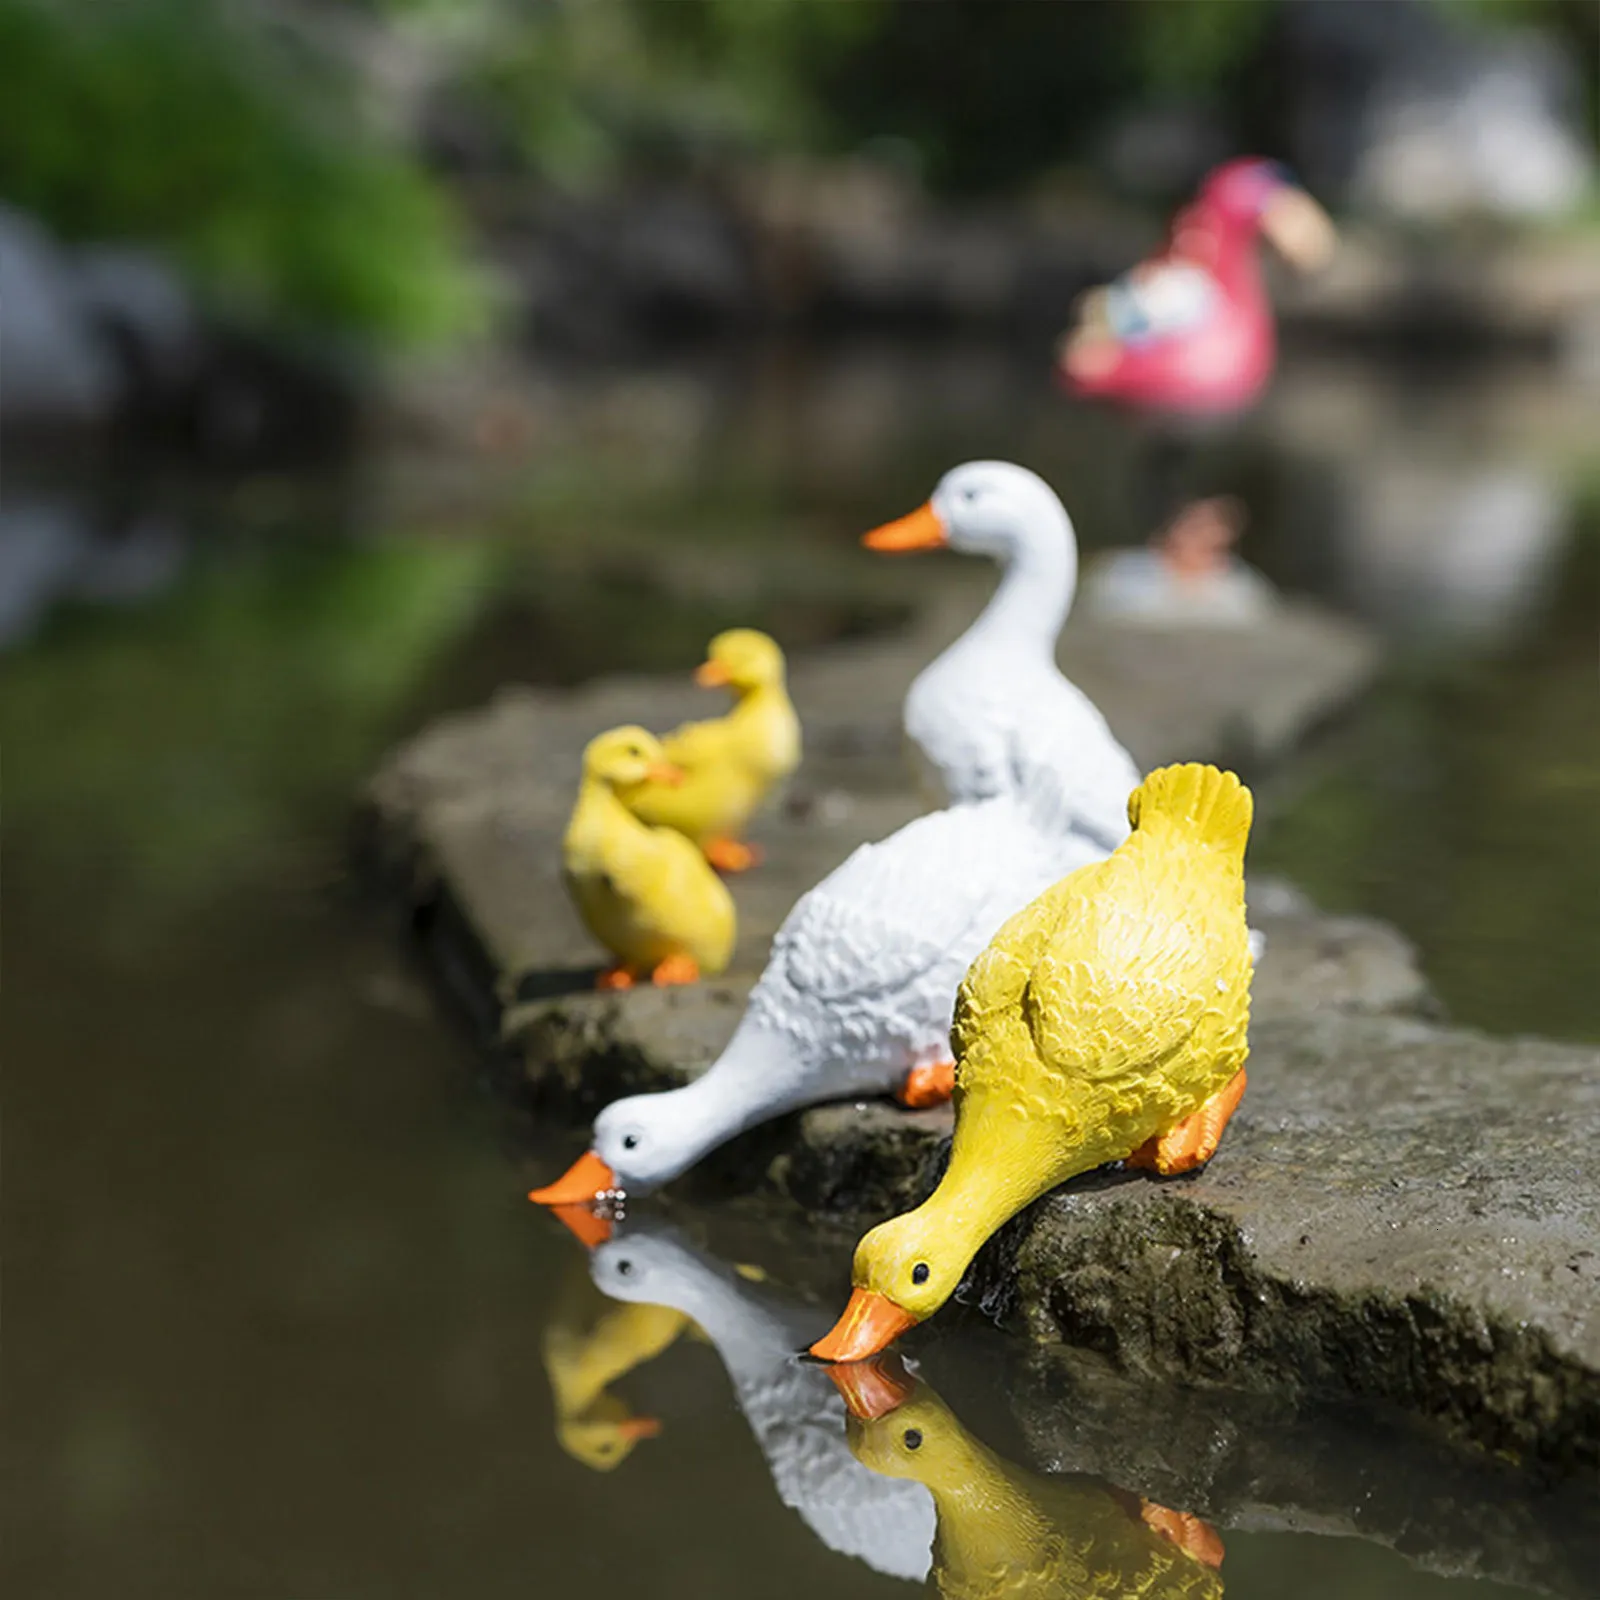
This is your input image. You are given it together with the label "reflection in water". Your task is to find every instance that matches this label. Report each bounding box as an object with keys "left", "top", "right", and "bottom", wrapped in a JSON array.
[
  {"left": 0, "top": 486, "right": 186, "bottom": 649},
  {"left": 571, "top": 1216, "right": 936, "bottom": 1583},
  {"left": 541, "top": 1250, "right": 689, "bottom": 1471},
  {"left": 837, "top": 1362, "right": 1223, "bottom": 1600}
]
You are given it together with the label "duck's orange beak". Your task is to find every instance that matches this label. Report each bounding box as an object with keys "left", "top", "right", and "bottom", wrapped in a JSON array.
[
  {"left": 548, "top": 1202, "right": 614, "bottom": 1249},
  {"left": 528, "top": 1150, "right": 617, "bottom": 1206},
  {"left": 616, "top": 1415, "right": 662, "bottom": 1442},
  {"left": 825, "top": 1354, "right": 918, "bottom": 1420},
  {"left": 809, "top": 1288, "right": 920, "bottom": 1362},
  {"left": 694, "top": 659, "right": 732, "bottom": 688},
  {"left": 645, "top": 761, "right": 685, "bottom": 786},
  {"left": 862, "top": 502, "right": 947, "bottom": 553}
]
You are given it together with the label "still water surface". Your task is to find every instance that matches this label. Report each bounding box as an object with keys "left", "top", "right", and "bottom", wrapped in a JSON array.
[{"left": 7, "top": 340, "right": 1597, "bottom": 1596}]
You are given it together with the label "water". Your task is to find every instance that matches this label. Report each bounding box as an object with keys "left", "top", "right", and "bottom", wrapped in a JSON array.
[{"left": 6, "top": 338, "right": 1597, "bottom": 1597}]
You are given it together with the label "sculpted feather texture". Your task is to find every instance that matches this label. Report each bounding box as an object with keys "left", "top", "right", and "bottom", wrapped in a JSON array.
[{"left": 812, "top": 764, "right": 1255, "bottom": 1360}]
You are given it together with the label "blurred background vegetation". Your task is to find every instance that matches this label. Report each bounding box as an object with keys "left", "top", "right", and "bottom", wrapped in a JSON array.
[{"left": 4, "top": 0, "right": 1593, "bottom": 345}]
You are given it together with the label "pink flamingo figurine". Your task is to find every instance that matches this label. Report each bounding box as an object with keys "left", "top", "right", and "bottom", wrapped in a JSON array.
[{"left": 1060, "top": 158, "right": 1335, "bottom": 418}]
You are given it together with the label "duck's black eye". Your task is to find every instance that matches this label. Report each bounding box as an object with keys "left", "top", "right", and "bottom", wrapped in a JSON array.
[
  {"left": 903, "top": 1428, "right": 923, "bottom": 1450},
  {"left": 961, "top": 488, "right": 977, "bottom": 503},
  {"left": 622, "top": 1134, "right": 639, "bottom": 1150},
  {"left": 616, "top": 1259, "right": 632, "bottom": 1276},
  {"left": 912, "top": 1262, "right": 930, "bottom": 1285}
]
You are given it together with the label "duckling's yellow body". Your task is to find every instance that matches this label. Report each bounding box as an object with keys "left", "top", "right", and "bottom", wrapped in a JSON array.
[
  {"left": 564, "top": 727, "right": 737, "bottom": 988},
  {"left": 543, "top": 1255, "right": 692, "bottom": 1471},
  {"left": 845, "top": 1380, "right": 1223, "bottom": 1600},
  {"left": 813, "top": 764, "right": 1253, "bottom": 1360},
  {"left": 627, "top": 630, "right": 801, "bottom": 872}
]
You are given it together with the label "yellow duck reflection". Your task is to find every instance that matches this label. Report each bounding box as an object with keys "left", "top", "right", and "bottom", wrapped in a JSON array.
[
  {"left": 542, "top": 1235, "right": 693, "bottom": 1471},
  {"left": 835, "top": 1361, "right": 1224, "bottom": 1600}
]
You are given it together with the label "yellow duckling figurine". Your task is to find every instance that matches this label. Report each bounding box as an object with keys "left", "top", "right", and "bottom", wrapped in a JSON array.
[
  {"left": 626, "top": 629, "right": 801, "bottom": 873},
  {"left": 565, "top": 726, "right": 737, "bottom": 989},
  {"left": 833, "top": 1360, "right": 1224, "bottom": 1600},
  {"left": 813, "top": 764, "right": 1252, "bottom": 1361},
  {"left": 543, "top": 1238, "right": 694, "bottom": 1471}
]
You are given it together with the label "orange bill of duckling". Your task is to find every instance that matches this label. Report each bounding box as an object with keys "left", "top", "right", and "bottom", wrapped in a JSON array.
[{"left": 812, "top": 763, "right": 1254, "bottom": 1363}]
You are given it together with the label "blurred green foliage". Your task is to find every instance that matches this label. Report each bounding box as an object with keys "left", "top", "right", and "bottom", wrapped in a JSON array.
[
  {"left": 0, "top": 0, "right": 1590, "bottom": 343},
  {"left": 476, "top": 0, "right": 883, "bottom": 184},
  {"left": 0, "top": 0, "right": 481, "bottom": 342}
]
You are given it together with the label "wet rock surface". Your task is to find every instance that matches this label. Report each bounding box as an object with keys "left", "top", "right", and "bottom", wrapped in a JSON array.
[
  {"left": 358, "top": 594, "right": 1600, "bottom": 1475},
  {"left": 986, "top": 1350, "right": 1600, "bottom": 1599}
]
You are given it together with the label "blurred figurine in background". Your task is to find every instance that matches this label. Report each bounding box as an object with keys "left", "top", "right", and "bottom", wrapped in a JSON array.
[
  {"left": 1079, "top": 496, "right": 1278, "bottom": 627},
  {"left": 813, "top": 765, "right": 1254, "bottom": 1362},
  {"left": 1060, "top": 157, "right": 1336, "bottom": 416},
  {"left": 863, "top": 460, "right": 1139, "bottom": 848},
  {"left": 834, "top": 1360, "right": 1224, "bottom": 1599},
  {"left": 1060, "top": 158, "right": 1336, "bottom": 586},
  {"left": 627, "top": 629, "right": 801, "bottom": 874},
  {"left": 542, "top": 1238, "right": 691, "bottom": 1471},
  {"left": 563, "top": 726, "right": 737, "bottom": 989}
]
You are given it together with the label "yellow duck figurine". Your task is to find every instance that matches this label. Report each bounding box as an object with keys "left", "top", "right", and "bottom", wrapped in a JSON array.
[
  {"left": 626, "top": 629, "right": 801, "bottom": 873},
  {"left": 813, "top": 763, "right": 1252, "bottom": 1361},
  {"left": 565, "top": 726, "right": 737, "bottom": 989},
  {"left": 542, "top": 1237, "right": 694, "bottom": 1471},
  {"left": 833, "top": 1359, "right": 1224, "bottom": 1600}
]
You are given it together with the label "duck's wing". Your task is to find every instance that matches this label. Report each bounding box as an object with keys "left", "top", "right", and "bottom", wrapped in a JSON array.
[
  {"left": 1024, "top": 875, "right": 1216, "bottom": 1085},
  {"left": 1024, "top": 684, "right": 1152, "bottom": 857},
  {"left": 762, "top": 800, "right": 1038, "bottom": 1006},
  {"left": 1104, "top": 258, "right": 1222, "bottom": 347},
  {"left": 904, "top": 674, "right": 1015, "bottom": 803},
  {"left": 659, "top": 714, "right": 732, "bottom": 768}
]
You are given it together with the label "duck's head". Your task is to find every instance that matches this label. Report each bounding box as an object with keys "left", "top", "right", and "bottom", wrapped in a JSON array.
[
  {"left": 809, "top": 1206, "right": 968, "bottom": 1363},
  {"left": 695, "top": 628, "right": 785, "bottom": 692},
  {"left": 863, "top": 461, "right": 1068, "bottom": 566},
  {"left": 557, "top": 1397, "right": 661, "bottom": 1472},
  {"left": 587, "top": 1226, "right": 702, "bottom": 1306},
  {"left": 581, "top": 726, "right": 684, "bottom": 793},
  {"left": 528, "top": 1090, "right": 700, "bottom": 1208},
  {"left": 1198, "top": 158, "right": 1336, "bottom": 273},
  {"left": 831, "top": 1363, "right": 968, "bottom": 1489}
]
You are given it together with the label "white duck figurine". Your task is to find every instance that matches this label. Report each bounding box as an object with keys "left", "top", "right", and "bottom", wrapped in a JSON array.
[
  {"left": 528, "top": 752, "right": 1108, "bottom": 1204},
  {"left": 582, "top": 1218, "right": 936, "bottom": 1583},
  {"left": 863, "top": 460, "right": 1140, "bottom": 848}
]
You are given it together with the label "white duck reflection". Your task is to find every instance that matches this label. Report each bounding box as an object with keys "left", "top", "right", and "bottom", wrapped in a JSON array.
[{"left": 580, "top": 1215, "right": 937, "bottom": 1583}]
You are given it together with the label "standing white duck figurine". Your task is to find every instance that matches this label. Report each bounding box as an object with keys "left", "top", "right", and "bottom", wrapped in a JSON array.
[
  {"left": 528, "top": 756, "right": 1108, "bottom": 1204},
  {"left": 577, "top": 1217, "right": 936, "bottom": 1584},
  {"left": 863, "top": 460, "right": 1140, "bottom": 848}
]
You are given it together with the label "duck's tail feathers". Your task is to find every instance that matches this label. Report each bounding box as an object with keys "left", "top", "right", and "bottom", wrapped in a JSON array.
[{"left": 1129, "top": 764, "right": 1252, "bottom": 856}]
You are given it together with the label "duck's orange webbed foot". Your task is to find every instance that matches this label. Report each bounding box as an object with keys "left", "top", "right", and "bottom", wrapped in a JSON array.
[
  {"left": 704, "top": 837, "right": 759, "bottom": 874},
  {"left": 650, "top": 954, "right": 701, "bottom": 987},
  {"left": 1139, "top": 1502, "right": 1226, "bottom": 1570},
  {"left": 596, "top": 965, "right": 637, "bottom": 991},
  {"left": 896, "top": 1058, "right": 956, "bottom": 1109},
  {"left": 1127, "top": 1069, "right": 1247, "bottom": 1176}
]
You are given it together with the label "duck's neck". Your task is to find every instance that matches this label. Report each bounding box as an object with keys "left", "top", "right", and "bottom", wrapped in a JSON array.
[
  {"left": 965, "top": 517, "right": 1078, "bottom": 663},
  {"left": 553, "top": 1302, "right": 689, "bottom": 1415},
  {"left": 566, "top": 780, "right": 647, "bottom": 862},
  {"left": 927, "top": 1446, "right": 1055, "bottom": 1588},
  {"left": 649, "top": 1020, "right": 806, "bottom": 1187},
  {"left": 905, "top": 1091, "right": 1110, "bottom": 1303}
]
